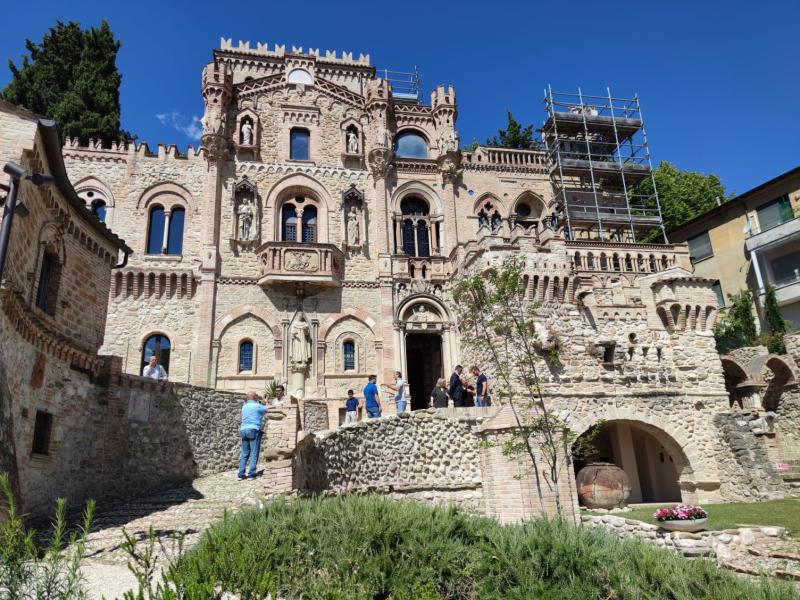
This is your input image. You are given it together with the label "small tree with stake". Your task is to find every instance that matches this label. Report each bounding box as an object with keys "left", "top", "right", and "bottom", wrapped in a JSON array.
[{"left": 452, "top": 256, "right": 585, "bottom": 518}]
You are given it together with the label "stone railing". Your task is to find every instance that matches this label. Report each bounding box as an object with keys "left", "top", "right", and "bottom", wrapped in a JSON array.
[
  {"left": 565, "top": 240, "right": 691, "bottom": 275},
  {"left": 257, "top": 241, "right": 344, "bottom": 288},
  {"left": 463, "top": 146, "right": 547, "bottom": 172}
]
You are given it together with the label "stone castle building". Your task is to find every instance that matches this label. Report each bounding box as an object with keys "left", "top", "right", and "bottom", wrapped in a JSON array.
[{"left": 3, "top": 40, "right": 797, "bottom": 519}]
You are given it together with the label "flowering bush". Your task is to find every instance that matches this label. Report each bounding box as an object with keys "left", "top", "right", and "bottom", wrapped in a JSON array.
[{"left": 653, "top": 504, "right": 708, "bottom": 521}]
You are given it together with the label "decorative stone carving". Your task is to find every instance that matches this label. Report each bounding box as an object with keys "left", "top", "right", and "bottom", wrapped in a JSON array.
[
  {"left": 346, "top": 129, "right": 359, "bottom": 154},
  {"left": 346, "top": 206, "right": 360, "bottom": 247},
  {"left": 285, "top": 251, "right": 317, "bottom": 271},
  {"left": 368, "top": 147, "right": 393, "bottom": 179},
  {"left": 437, "top": 150, "right": 462, "bottom": 186},
  {"left": 290, "top": 316, "right": 312, "bottom": 366},
  {"left": 231, "top": 177, "right": 260, "bottom": 248}
]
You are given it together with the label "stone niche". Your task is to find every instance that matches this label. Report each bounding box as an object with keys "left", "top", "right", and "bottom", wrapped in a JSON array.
[
  {"left": 235, "top": 107, "right": 260, "bottom": 160},
  {"left": 341, "top": 184, "right": 366, "bottom": 257}
]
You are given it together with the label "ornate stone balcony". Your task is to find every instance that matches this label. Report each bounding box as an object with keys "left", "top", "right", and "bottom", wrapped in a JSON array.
[{"left": 257, "top": 242, "right": 344, "bottom": 288}]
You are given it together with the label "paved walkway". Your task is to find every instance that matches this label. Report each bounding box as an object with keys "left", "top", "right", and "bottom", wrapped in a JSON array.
[{"left": 81, "top": 470, "right": 277, "bottom": 599}]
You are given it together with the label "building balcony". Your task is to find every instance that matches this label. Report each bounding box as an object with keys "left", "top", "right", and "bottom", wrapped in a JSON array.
[
  {"left": 257, "top": 241, "right": 344, "bottom": 288},
  {"left": 759, "top": 277, "right": 800, "bottom": 307},
  {"left": 745, "top": 216, "right": 800, "bottom": 252}
]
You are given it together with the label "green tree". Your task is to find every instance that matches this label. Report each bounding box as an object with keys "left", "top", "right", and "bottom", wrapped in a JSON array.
[
  {"left": 635, "top": 161, "right": 729, "bottom": 240},
  {"left": 713, "top": 289, "right": 758, "bottom": 353},
  {"left": 763, "top": 284, "right": 787, "bottom": 354},
  {"left": 1, "top": 20, "right": 131, "bottom": 145},
  {"left": 486, "top": 111, "right": 540, "bottom": 149}
]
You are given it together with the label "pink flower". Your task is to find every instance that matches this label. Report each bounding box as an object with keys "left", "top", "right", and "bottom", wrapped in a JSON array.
[{"left": 653, "top": 504, "right": 707, "bottom": 521}]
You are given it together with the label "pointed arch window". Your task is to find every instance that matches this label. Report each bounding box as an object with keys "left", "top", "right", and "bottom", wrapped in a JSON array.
[{"left": 91, "top": 200, "right": 107, "bottom": 222}]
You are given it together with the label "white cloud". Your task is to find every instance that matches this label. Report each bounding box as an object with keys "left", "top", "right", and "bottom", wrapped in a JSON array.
[{"left": 156, "top": 110, "right": 202, "bottom": 141}]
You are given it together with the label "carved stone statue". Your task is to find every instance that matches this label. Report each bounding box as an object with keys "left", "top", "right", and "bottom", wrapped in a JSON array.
[
  {"left": 241, "top": 120, "right": 254, "bottom": 145},
  {"left": 237, "top": 200, "right": 254, "bottom": 240},
  {"left": 347, "top": 206, "right": 360, "bottom": 246},
  {"left": 290, "top": 317, "right": 312, "bottom": 366},
  {"left": 347, "top": 130, "right": 359, "bottom": 154}
]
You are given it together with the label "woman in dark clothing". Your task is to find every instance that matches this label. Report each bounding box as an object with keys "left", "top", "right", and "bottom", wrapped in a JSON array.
[
  {"left": 463, "top": 384, "right": 476, "bottom": 408},
  {"left": 430, "top": 378, "right": 449, "bottom": 408}
]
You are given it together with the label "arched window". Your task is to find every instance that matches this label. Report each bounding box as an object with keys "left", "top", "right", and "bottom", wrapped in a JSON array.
[
  {"left": 394, "top": 131, "right": 428, "bottom": 159},
  {"left": 287, "top": 68, "right": 313, "bottom": 85},
  {"left": 290, "top": 128, "right": 310, "bottom": 161},
  {"left": 513, "top": 195, "right": 544, "bottom": 229},
  {"left": 35, "top": 247, "right": 62, "bottom": 316},
  {"left": 146, "top": 206, "right": 165, "bottom": 254},
  {"left": 477, "top": 200, "right": 502, "bottom": 233},
  {"left": 302, "top": 205, "right": 317, "bottom": 243},
  {"left": 239, "top": 340, "right": 254, "bottom": 372},
  {"left": 91, "top": 200, "right": 107, "bottom": 222},
  {"left": 167, "top": 207, "right": 185, "bottom": 255},
  {"left": 343, "top": 340, "right": 356, "bottom": 371},
  {"left": 141, "top": 334, "right": 171, "bottom": 375},
  {"left": 400, "top": 197, "right": 431, "bottom": 257},
  {"left": 282, "top": 203, "right": 298, "bottom": 241}
]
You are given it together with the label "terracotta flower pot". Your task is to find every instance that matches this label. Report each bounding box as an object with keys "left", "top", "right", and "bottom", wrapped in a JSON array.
[
  {"left": 658, "top": 518, "right": 707, "bottom": 533},
  {"left": 576, "top": 462, "right": 631, "bottom": 509}
]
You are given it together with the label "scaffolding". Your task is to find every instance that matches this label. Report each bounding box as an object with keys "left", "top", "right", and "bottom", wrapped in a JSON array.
[
  {"left": 542, "top": 86, "right": 666, "bottom": 243},
  {"left": 381, "top": 67, "right": 421, "bottom": 103}
]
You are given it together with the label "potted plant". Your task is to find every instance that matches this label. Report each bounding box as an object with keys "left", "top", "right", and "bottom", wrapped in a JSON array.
[{"left": 653, "top": 504, "right": 708, "bottom": 532}]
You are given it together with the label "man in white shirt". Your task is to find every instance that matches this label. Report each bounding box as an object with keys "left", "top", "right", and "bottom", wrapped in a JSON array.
[
  {"left": 142, "top": 355, "right": 168, "bottom": 382},
  {"left": 386, "top": 371, "right": 406, "bottom": 413}
]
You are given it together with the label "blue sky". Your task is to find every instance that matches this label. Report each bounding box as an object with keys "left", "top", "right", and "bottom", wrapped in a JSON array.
[{"left": 3, "top": 0, "right": 798, "bottom": 195}]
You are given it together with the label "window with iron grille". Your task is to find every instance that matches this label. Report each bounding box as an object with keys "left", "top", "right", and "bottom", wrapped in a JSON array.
[
  {"left": 239, "top": 341, "right": 254, "bottom": 372},
  {"left": 343, "top": 340, "right": 355, "bottom": 371}
]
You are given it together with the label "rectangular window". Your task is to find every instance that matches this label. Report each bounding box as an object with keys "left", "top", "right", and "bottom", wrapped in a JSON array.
[
  {"left": 769, "top": 250, "right": 800, "bottom": 286},
  {"left": 756, "top": 195, "right": 794, "bottom": 233},
  {"left": 687, "top": 231, "right": 713, "bottom": 262},
  {"left": 711, "top": 281, "right": 725, "bottom": 308},
  {"left": 32, "top": 411, "right": 53, "bottom": 455},
  {"left": 239, "top": 342, "right": 253, "bottom": 372},
  {"left": 290, "top": 129, "right": 310, "bottom": 161},
  {"left": 35, "top": 251, "right": 60, "bottom": 316},
  {"left": 343, "top": 341, "right": 355, "bottom": 371}
]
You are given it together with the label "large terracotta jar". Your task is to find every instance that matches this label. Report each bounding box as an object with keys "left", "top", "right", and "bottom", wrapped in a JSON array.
[{"left": 576, "top": 462, "right": 631, "bottom": 509}]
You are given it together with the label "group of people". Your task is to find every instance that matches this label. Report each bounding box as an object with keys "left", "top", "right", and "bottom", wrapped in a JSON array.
[{"left": 346, "top": 366, "right": 490, "bottom": 421}]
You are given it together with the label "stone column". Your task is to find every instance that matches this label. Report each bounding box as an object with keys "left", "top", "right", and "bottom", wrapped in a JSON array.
[{"left": 161, "top": 210, "right": 171, "bottom": 254}]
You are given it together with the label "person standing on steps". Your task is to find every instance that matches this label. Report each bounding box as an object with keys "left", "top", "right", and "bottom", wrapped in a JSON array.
[
  {"left": 344, "top": 389, "right": 360, "bottom": 424},
  {"left": 386, "top": 371, "right": 406, "bottom": 413},
  {"left": 472, "top": 366, "right": 488, "bottom": 407},
  {"left": 363, "top": 374, "right": 381, "bottom": 419},
  {"left": 449, "top": 365, "right": 464, "bottom": 407},
  {"left": 238, "top": 391, "right": 266, "bottom": 480}
]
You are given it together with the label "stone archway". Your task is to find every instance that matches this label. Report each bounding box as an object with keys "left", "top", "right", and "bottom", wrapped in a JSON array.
[
  {"left": 572, "top": 419, "right": 698, "bottom": 504},
  {"left": 395, "top": 296, "right": 455, "bottom": 410}
]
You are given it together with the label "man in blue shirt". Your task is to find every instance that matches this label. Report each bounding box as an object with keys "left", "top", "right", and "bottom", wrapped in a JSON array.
[
  {"left": 472, "top": 366, "right": 488, "bottom": 407},
  {"left": 238, "top": 391, "right": 267, "bottom": 480},
  {"left": 344, "top": 389, "right": 360, "bottom": 424},
  {"left": 363, "top": 374, "right": 381, "bottom": 419}
]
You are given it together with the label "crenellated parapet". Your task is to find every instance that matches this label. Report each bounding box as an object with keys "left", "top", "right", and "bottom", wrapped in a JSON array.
[
  {"left": 219, "top": 38, "right": 371, "bottom": 66},
  {"left": 62, "top": 138, "right": 205, "bottom": 164}
]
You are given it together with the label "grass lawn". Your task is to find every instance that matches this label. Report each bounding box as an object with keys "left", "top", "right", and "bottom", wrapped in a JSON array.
[{"left": 590, "top": 498, "right": 800, "bottom": 536}]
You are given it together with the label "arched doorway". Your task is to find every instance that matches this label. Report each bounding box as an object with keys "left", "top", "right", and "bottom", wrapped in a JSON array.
[
  {"left": 573, "top": 420, "right": 684, "bottom": 504},
  {"left": 398, "top": 300, "right": 451, "bottom": 410}
]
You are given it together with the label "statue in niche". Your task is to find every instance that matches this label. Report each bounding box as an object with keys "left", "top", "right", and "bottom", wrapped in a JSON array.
[
  {"left": 347, "top": 206, "right": 360, "bottom": 246},
  {"left": 346, "top": 129, "right": 359, "bottom": 154},
  {"left": 237, "top": 198, "right": 254, "bottom": 240},
  {"left": 290, "top": 316, "right": 312, "bottom": 366},
  {"left": 241, "top": 119, "right": 254, "bottom": 145}
]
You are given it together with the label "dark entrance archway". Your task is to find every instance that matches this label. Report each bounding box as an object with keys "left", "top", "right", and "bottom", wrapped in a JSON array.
[{"left": 406, "top": 333, "right": 443, "bottom": 410}]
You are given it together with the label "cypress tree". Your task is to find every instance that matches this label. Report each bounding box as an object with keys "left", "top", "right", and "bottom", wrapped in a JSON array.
[
  {"left": 763, "top": 284, "right": 787, "bottom": 354},
  {"left": 1, "top": 20, "right": 131, "bottom": 145}
]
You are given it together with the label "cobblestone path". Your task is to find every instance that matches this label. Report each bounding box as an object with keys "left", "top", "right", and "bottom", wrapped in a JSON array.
[{"left": 81, "top": 470, "right": 279, "bottom": 599}]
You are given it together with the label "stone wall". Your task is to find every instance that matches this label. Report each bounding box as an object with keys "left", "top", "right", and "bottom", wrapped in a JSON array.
[{"left": 294, "top": 407, "right": 579, "bottom": 523}]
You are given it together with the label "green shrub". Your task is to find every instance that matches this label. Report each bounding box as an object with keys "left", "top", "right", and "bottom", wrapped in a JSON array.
[
  {"left": 0, "top": 473, "right": 94, "bottom": 599},
  {"left": 157, "top": 495, "right": 797, "bottom": 600}
]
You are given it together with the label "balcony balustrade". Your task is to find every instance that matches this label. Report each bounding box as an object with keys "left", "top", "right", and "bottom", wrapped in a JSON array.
[{"left": 257, "top": 241, "right": 344, "bottom": 288}]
